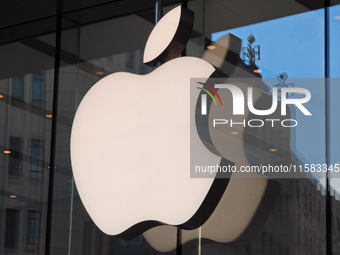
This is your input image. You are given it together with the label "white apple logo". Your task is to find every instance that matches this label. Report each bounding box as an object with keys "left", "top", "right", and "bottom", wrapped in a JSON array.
[{"left": 70, "top": 6, "right": 227, "bottom": 238}]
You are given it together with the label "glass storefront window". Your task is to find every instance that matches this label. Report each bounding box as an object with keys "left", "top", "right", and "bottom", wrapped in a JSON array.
[
  {"left": 0, "top": 18, "right": 55, "bottom": 255},
  {"left": 1, "top": 1, "right": 340, "bottom": 254}
]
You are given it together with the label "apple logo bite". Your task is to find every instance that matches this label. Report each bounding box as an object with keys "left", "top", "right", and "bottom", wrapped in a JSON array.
[{"left": 70, "top": 5, "right": 229, "bottom": 238}]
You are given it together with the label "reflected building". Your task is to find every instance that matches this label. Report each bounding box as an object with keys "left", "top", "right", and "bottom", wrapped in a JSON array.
[{"left": 0, "top": 71, "right": 53, "bottom": 254}]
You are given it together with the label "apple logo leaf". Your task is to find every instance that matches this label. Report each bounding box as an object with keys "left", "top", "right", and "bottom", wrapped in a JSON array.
[{"left": 143, "top": 5, "right": 194, "bottom": 67}]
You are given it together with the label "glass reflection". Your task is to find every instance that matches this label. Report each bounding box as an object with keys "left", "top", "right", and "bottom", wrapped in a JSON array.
[
  {"left": 329, "top": 4, "right": 340, "bottom": 254},
  {"left": 0, "top": 2, "right": 337, "bottom": 255},
  {"left": 60, "top": 4, "right": 331, "bottom": 255},
  {"left": 0, "top": 31, "right": 55, "bottom": 254}
]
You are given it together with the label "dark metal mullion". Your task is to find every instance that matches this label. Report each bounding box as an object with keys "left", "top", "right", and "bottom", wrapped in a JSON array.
[
  {"left": 44, "top": 11, "right": 62, "bottom": 255},
  {"left": 176, "top": 228, "right": 182, "bottom": 255},
  {"left": 324, "top": 0, "right": 332, "bottom": 255},
  {"left": 155, "top": 0, "right": 163, "bottom": 24},
  {"left": 181, "top": 0, "right": 188, "bottom": 57},
  {"left": 154, "top": 0, "right": 163, "bottom": 68},
  {"left": 67, "top": 16, "right": 82, "bottom": 254}
]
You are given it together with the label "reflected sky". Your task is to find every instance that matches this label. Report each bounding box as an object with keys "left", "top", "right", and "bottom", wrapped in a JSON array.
[
  {"left": 211, "top": 6, "right": 340, "bottom": 186},
  {"left": 212, "top": 9, "right": 325, "bottom": 78}
]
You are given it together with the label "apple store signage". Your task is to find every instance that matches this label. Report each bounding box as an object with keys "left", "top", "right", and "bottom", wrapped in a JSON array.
[
  {"left": 70, "top": 5, "right": 228, "bottom": 238},
  {"left": 70, "top": 5, "right": 281, "bottom": 241}
]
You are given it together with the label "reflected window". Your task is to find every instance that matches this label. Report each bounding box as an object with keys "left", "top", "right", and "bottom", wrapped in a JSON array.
[
  {"left": 82, "top": 221, "right": 92, "bottom": 255},
  {"left": 26, "top": 211, "right": 40, "bottom": 245},
  {"left": 5, "top": 209, "right": 20, "bottom": 248},
  {"left": 30, "top": 139, "right": 43, "bottom": 178},
  {"left": 32, "top": 73, "right": 44, "bottom": 105},
  {"left": 9, "top": 136, "right": 22, "bottom": 176},
  {"left": 11, "top": 76, "right": 24, "bottom": 103},
  {"left": 125, "top": 52, "right": 135, "bottom": 71}
]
